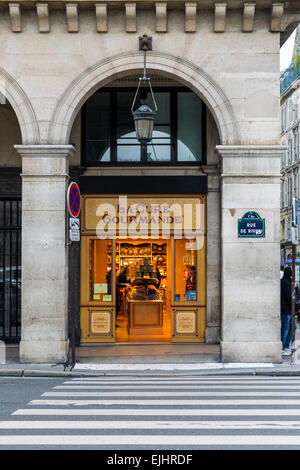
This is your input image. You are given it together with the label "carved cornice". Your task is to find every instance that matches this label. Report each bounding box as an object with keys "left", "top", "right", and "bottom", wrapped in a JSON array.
[
  {"left": 0, "top": 0, "right": 299, "bottom": 6},
  {"left": 8, "top": 3, "right": 21, "bottom": 32},
  {"left": 36, "top": 3, "right": 50, "bottom": 32},
  {"left": 185, "top": 3, "right": 197, "bottom": 32},
  {"left": 271, "top": 2, "right": 284, "bottom": 32},
  {"left": 95, "top": 2, "right": 107, "bottom": 32},
  {"left": 125, "top": 3, "right": 136, "bottom": 33},
  {"left": 156, "top": 2, "right": 167, "bottom": 32},
  {"left": 214, "top": 3, "right": 226, "bottom": 33},
  {"left": 66, "top": 3, "right": 79, "bottom": 32},
  {"left": 2, "top": 1, "right": 299, "bottom": 37},
  {"left": 243, "top": 3, "right": 255, "bottom": 33}
]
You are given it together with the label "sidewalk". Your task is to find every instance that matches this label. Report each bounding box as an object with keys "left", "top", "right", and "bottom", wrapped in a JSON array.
[
  {"left": 1, "top": 343, "right": 300, "bottom": 377},
  {"left": 1, "top": 361, "right": 300, "bottom": 377}
]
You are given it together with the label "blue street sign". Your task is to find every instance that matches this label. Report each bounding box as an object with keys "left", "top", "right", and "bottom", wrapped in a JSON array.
[
  {"left": 293, "top": 198, "right": 298, "bottom": 227},
  {"left": 238, "top": 211, "right": 265, "bottom": 238}
]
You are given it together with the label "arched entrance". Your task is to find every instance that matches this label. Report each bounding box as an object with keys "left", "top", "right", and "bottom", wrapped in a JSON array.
[
  {"left": 48, "top": 51, "right": 239, "bottom": 146},
  {"left": 57, "top": 58, "right": 227, "bottom": 349},
  {"left": 0, "top": 66, "right": 39, "bottom": 145},
  {"left": 0, "top": 98, "right": 23, "bottom": 344}
]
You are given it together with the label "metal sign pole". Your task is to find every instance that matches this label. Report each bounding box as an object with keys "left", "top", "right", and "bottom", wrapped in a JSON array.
[
  {"left": 52, "top": 181, "right": 80, "bottom": 372},
  {"left": 70, "top": 238, "right": 76, "bottom": 370}
]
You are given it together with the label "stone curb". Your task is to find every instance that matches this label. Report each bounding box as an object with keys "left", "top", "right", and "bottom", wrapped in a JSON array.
[
  {"left": 0, "top": 369, "right": 23, "bottom": 377},
  {"left": 1, "top": 367, "right": 300, "bottom": 377},
  {"left": 0, "top": 369, "right": 86, "bottom": 378}
]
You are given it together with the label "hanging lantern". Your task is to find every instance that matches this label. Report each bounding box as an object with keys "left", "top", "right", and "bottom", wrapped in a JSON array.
[
  {"left": 132, "top": 104, "right": 156, "bottom": 144},
  {"left": 131, "top": 35, "right": 157, "bottom": 144}
]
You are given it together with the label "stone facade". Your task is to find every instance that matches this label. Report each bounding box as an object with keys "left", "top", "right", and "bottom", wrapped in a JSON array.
[{"left": 0, "top": 0, "right": 296, "bottom": 363}]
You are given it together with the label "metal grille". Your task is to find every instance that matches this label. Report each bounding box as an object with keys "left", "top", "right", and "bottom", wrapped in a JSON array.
[{"left": 0, "top": 199, "right": 21, "bottom": 342}]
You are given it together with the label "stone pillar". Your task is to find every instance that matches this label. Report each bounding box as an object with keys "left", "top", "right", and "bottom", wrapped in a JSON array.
[
  {"left": 202, "top": 164, "right": 221, "bottom": 343},
  {"left": 216, "top": 145, "right": 285, "bottom": 363},
  {"left": 15, "top": 145, "right": 75, "bottom": 363}
]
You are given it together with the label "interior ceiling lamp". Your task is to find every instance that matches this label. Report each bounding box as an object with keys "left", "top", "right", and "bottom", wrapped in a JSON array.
[{"left": 131, "top": 35, "right": 157, "bottom": 144}]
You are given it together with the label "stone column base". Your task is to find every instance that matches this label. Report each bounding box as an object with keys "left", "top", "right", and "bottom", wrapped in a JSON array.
[
  {"left": 20, "top": 339, "right": 69, "bottom": 363},
  {"left": 221, "top": 341, "right": 282, "bottom": 363},
  {"left": 205, "top": 326, "right": 220, "bottom": 344}
]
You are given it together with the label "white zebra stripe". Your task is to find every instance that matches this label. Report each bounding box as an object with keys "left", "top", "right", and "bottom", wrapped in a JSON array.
[
  {"left": 0, "top": 435, "right": 299, "bottom": 446},
  {"left": 54, "top": 384, "right": 300, "bottom": 390},
  {"left": 68, "top": 378, "right": 300, "bottom": 383},
  {"left": 28, "top": 399, "right": 300, "bottom": 406},
  {"left": 13, "top": 408, "right": 300, "bottom": 416},
  {"left": 53, "top": 384, "right": 300, "bottom": 391},
  {"left": 41, "top": 391, "right": 300, "bottom": 397},
  {"left": 1, "top": 420, "right": 300, "bottom": 429}
]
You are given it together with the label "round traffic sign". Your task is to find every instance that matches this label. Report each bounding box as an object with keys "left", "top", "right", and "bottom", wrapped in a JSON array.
[{"left": 67, "top": 182, "right": 81, "bottom": 218}]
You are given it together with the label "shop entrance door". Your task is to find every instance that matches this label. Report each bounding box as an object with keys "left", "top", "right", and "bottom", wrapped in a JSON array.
[
  {"left": 80, "top": 238, "right": 116, "bottom": 343},
  {"left": 170, "top": 238, "right": 206, "bottom": 342},
  {"left": 115, "top": 238, "right": 171, "bottom": 342}
]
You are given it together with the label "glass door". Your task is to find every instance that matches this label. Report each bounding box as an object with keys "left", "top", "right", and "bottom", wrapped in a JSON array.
[
  {"left": 80, "top": 237, "right": 116, "bottom": 342},
  {"left": 171, "top": 237, "right": 206, "bottom": 342}
]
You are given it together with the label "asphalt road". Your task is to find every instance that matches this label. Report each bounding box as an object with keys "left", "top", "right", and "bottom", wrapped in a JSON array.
[
  {"left": 1, "top": 375, "right": 300, "bottom": 452},
  {"left": 0, "top": 377, "right": 66, "bottom": 420}
]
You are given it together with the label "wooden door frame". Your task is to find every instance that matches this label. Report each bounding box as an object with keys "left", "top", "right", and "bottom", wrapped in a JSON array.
[{"left": 80, "top": 194, "right": 206, "bottom": 344}]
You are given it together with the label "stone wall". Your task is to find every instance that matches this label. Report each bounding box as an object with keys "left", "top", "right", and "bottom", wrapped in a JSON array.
[{"left": 0, "top": 5, "right": 282, "bottom": 146}]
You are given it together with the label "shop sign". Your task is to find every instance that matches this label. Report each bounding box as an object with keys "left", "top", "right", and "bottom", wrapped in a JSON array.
[
  {"left": 83, "top": 195, "right": 205, "bottom": 238},
  {"left": 91, "top": 311, "right": 110, "bottom": 334},
  {"left": 176, "top": 311, "right": 195, "bottom": 334},
  {"left": 238, "top": 211, "right": 265, "bottom": 238}
]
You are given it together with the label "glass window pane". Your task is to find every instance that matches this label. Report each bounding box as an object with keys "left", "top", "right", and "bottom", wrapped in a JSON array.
[
  {"left": 117, "top": 138, "right": 140, "bottom": 145},
  {"left": 174, "top": 240, "right": 197, "bottom": 302},
  {"left": 90, "top": 240, "right": 113, "bottom": 302},
  {"left": 117, "top": 145, "right": 140, "bottom": 162},
  {"left": 153, "top": 92, "right": 170, "bottom": 125},
  {"left": 146, "top": 145, "right": 171, "bottom": 162},
  {"left": 152, "top": 128, "right": 171, "bottom": 140},
  {"left": 86, "top": 141, "right": 110, "bottom": 163},
  {"left": 117, "top": 91, "right": 136, "bottom": 126},
  {"left": 117, "top": 129, "right": 139, "bottom": 144},
  {"left": 177, "top": 92, "right": 203, "bottom": 162},
  {"left": 85, "top": 92, "right": 110, "bottom": 141}
]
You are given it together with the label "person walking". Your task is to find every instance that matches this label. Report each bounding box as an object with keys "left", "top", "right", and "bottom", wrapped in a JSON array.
[{"left": 281, "top": 266, "right": 296, "bottom": 356}]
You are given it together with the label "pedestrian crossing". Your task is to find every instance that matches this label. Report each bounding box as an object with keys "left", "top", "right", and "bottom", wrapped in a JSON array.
[{"left": 2, "top": 376, "right": 300, "bottom": 449}]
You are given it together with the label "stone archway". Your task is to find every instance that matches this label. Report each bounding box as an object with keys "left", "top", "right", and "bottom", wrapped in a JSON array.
[
  {"left": 0, "top": 66, "right": 40, "bottom": 144},
  {"left": 48, "top": 51, "right": 240, "bottom": 146}
]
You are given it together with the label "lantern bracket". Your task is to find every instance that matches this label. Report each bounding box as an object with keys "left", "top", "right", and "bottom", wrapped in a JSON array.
[
  {"left": 131, "top": 35, "right": 157, "bottom": 114},
  {"left": 139, "top": 35, "right": 152, "bottom": 52}
]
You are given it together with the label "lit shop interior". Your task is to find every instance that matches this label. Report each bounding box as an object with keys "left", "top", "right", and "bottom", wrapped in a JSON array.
[{"left": 80, "top": 223, "right": 206, "bottom": 344}]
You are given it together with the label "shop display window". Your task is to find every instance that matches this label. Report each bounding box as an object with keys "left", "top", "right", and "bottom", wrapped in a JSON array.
[
  {"left": 89, "top": 239, "right": 112, "bottom": 302},
  {"left": 174, "top": 239, "right": 197, "bottom": 302}
]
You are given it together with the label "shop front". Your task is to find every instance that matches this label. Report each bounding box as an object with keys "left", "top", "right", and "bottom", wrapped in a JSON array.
[
  {"left": 80, "top": 195, "right": 206, "bottom": 344},
  {"left": 0, "top": 0, "right": 287, "bottom": 364}
]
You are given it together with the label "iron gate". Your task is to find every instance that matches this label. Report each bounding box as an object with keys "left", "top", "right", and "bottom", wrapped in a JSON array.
[{"left": 0, "top": 199, "right": 21, "bottom": 342}]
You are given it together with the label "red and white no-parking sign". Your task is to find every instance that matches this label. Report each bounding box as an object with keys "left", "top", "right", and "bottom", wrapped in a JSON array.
[{"left": 67, "top": 182, "right": 81, "bottom": 218}]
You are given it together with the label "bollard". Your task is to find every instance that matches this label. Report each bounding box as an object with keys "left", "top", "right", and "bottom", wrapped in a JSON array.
[{"left": 0, "top": 341, "right": 6, "bottom": 364}]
